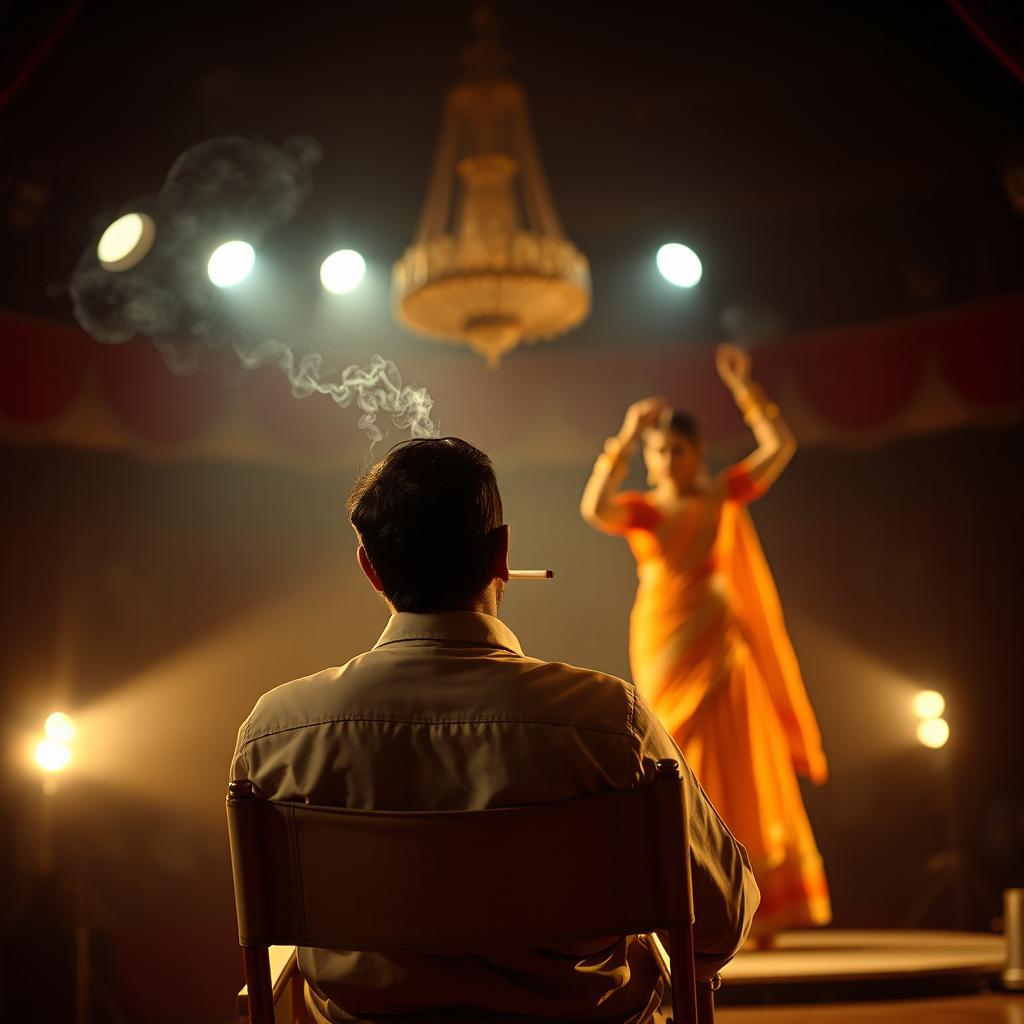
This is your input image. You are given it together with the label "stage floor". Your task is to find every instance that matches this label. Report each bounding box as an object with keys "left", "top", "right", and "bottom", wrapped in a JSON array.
[
  {"left": 717, "top": 993, "right": 1023, "bottom": 1024},
  {"left": 717, "top": 929, "right": 1008, "bottom": 1004}
]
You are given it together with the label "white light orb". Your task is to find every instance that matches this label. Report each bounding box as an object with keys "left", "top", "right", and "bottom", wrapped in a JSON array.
[
  {"left": 912, "top": 690, "right": 946, "bottom": 720},
  {"left": 916, "top": 717, "right": 950, "bottom": 750},
  {"left": 320, "top": 249, "right": 366, "bottom": 294},
  {"left": 35, "top": 738, "right": 72, "bottom": 773},
  {"left": 656, "top": 242, "right": 703, "bottom": 288},
  {"left": 97, "top": 212, "right": 156, "bottom": 271},
  {"left": 44, "top": 712, "right": 76, "bottom": 743},
  {"left": 207, "top": 241, "right": 255, "bottom": 287}
]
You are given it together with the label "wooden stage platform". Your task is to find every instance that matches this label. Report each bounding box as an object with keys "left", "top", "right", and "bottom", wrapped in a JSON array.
[
  {"left": 717, "top": 929, "right": 1009, "bottom": 1005},
  {"left": 717, "top": 993, "right": 1023, "bottom": 1024}
]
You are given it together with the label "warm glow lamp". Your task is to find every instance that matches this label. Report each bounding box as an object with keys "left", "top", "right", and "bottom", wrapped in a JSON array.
[
  {"left": 913, "top": 689, "right": 946, "bottom": 719},
  {"left": 35, "top": 738, "right": 72, "bottom": 772},
  {"left": 44, "top": 711, "right": 76, "bottom": 743},
  {"left": 32, "top": 711, "right": 77, "bottom": 773},
  {"left": 916, "top": 717, "right": 950, "bottom": 749}
]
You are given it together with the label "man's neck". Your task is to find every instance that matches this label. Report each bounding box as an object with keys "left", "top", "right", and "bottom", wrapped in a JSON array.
[
  {"left": 459, "top": 587, "right": 500, "bottom": 618},
  {"left": 391, "top": 584, "right": 502, "bottom": 620}
]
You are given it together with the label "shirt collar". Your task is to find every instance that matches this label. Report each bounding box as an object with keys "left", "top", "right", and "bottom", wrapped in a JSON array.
[{"left": 373, "top": 611, "right": 524, "bottom": 657}]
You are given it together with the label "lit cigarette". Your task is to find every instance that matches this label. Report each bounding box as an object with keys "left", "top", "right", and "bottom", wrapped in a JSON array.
[{"left": 508, "top": 569, "right": 554, "bottom": 580}]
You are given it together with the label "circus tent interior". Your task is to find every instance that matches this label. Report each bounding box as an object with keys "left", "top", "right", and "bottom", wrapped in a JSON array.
[{"left": 1, "top": 2, "right": 1022, "bottom": 1021}]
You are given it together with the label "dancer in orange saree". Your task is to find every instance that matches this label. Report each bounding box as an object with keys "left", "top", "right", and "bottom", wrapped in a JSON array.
[{"left": 581, "top": 343, "right": 830, "bottom": 942}]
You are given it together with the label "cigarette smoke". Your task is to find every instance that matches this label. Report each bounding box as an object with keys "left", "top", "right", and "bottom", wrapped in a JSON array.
[
  {"left": 68, "top": 135, "right": 438, "bottom": 443},
  {"left": 70, "top": 136, "right": 321, "bottom": 347},
  {"left": 237, "top": 342, "right": 436, "bottom": 443}
]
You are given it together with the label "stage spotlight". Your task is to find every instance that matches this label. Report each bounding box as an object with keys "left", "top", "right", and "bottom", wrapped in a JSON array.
[
  {"left": 97, "top": 212, "right": 156, "bottom": 272},
  {"left": 34, "top": 738, "right": 72, "bottom": 772},
  {"left": 916, "top": 717, "right": 950, "bottom": 750},
  {"left": 913, "top": 689, "right": 946, "bottom": 720},
  {"left": 320, "top": 249, "right": 366, "bottom": 294},
  {"left": 44, "top": 711, "right": 76, "bottom": 743},
  {"left": 656, "top": 242, "right": 702, "bottom": 288},
  {"left": 207, "top": 241, "right": 255, "bottom": 288}
]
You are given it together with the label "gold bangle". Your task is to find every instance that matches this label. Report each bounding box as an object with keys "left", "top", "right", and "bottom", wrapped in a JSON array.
[
  {"left": 595, "top": 455, "right": 627, "bottom": 477},
  {"left": 596, "top": 439, "right": 628, "bottom": 473},
  {"left": 605, "top": 436, "right": 634, "bottom": 459},
  {"left": 737, "top": 383, "right": 778, "bottom": 421},
  {"left": 743, "top": 402, "right": 780, "bottom": 425},
  {"left": 736, "top": 393, "right": 757, "bottom": 416}
]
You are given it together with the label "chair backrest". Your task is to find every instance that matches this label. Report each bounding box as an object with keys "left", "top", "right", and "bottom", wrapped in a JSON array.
[{"left": 227, "top": 758, "right": 700, "bottom": 1022}]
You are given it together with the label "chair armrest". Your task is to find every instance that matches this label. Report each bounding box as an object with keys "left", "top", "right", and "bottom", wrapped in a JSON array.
[{"left": 237, "top": 945, "right": 299, "bottom": 1021}]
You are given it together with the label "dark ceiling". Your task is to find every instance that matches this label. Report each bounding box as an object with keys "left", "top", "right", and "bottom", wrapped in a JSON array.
[{"left": 2, "top": 0, "right": 1022, "bottom": 351}]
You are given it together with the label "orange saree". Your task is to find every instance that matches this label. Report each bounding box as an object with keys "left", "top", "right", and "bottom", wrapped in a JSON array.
[{"left": 614, "top": 478, "right": 830, "bottom": 934}]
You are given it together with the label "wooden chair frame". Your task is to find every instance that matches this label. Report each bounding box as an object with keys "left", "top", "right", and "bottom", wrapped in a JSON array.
[{"left": 227, "top": 759, "right": 718, "bottom": 1023}]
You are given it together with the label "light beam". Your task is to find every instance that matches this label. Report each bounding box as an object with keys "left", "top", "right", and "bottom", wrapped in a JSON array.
[
  {"left": 208, "top": 241, "right": 255, "bottom": 287},
  {"left": 97, "top": 212, "right": 156, "bottom": 272},
  {"left": 320, "top": 249, "right": 366, "bottom": 294},
  {"left": 656, "top": 242, "right": 702, "bottom": 288}
]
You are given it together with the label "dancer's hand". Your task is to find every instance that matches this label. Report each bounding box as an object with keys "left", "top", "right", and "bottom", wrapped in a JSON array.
[
  {"left": 716, "top": 343, "right": 752, "bottom": 393},
  {"left": 619, "top": 396, "right": 666, "bottom": 445}
]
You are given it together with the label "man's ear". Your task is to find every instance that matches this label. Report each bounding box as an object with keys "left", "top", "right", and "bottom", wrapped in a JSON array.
[
  {"left": 357, "top": 545, "right": 385, "bottom": 593},
  {"left": 490, "top": 524, "right": 510, "bottom": 582}
]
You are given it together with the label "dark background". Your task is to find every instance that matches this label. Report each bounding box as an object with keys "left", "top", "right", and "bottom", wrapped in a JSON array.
[{"left": 1, "top": 2, "right": 1022, "bottom": 1021}]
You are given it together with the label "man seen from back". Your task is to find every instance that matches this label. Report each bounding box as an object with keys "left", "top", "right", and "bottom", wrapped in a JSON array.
[{"left": 231, "top": 437, "right": 759, "bottom": 1023}]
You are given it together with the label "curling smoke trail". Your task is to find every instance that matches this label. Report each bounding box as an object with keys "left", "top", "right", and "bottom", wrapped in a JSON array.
[
  {"left": 70, "top": 136, "right": 323, "bottom": 347},
  {"left": 236, "top": 340, "right": 437, "bottom": 443},
  {"left": 67, "top": 135, "right": 439, "bottom": 444}
]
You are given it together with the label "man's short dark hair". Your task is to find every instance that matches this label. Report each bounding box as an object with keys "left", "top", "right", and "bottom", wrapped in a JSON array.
[{"left": 346, "top": 437, "right": 504, "bottom": 612}]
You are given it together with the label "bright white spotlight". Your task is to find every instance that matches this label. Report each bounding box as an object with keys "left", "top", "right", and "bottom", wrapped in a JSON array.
[
  {"left": 35, "top": 738, "right": 72, "bottom": 773},
  {"left": 916, "top": 717, "right": 950, "bottom": 749},
  {"left": 656, "top": 242, "right": 702, "bottom": 288},
  {"left": 320, "top": 249, "right": 366, "bottom": 294},
  {"left": 913, "top": 690, "right": 946, "bottom": 720},
  {"left": 44, "top": 712, "right": 76, "bottom": 743},
  {"left": 97, "top": 212, "right": 156, "bottom": 272},
  {"left": 207, "top": 241, "right": 255, "bottom": 288}
]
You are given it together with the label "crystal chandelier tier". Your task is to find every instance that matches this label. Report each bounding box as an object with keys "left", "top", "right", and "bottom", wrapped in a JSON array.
[{"left": 393, "top": 16, "right": 590, "bottom": 367}]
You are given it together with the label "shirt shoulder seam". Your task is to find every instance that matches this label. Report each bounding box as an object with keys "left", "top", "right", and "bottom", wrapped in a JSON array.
[
  {"left": 627, "top": 681, "right": 638, "bottom": 740},
  {"left": 239, "top": 714, "right": 635, "bottom": 748}
]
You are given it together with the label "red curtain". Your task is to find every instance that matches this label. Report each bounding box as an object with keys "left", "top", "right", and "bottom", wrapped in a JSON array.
[
  {"left": 2, "top": 292, "right": 1021, "bottom": 451},
  {"left": 98, "top": 340, "right": 225, "bottom": 444},
  {"left": 0, "top": 312, "right": 91, "bottom": 424}
]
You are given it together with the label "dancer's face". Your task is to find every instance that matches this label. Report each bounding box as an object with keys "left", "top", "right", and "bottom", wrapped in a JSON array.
[{"left": 643, "top": 428, "right": 702, "bottom": 490}]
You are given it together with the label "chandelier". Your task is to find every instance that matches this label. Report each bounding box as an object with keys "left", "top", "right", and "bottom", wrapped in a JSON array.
[{"left": 392, "top": 10, "right": 591, "bottom": 367}]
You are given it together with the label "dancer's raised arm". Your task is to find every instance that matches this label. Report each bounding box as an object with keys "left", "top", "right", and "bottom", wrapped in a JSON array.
[
  {"left": 580, "top": 396, "right": 666, "bottom": 531},
  {"left": 714, "top": 343, "right": 795, "bottom": 498}
]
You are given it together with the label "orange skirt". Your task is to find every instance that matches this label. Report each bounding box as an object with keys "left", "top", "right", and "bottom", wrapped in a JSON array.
[{"left": 636, "top": 619, "right": 831, "bottom": 935}]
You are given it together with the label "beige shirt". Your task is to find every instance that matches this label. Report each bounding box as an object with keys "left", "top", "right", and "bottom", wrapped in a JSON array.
[{"left": 231, "top": 611, "right": 758, "bottom": 1023}]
